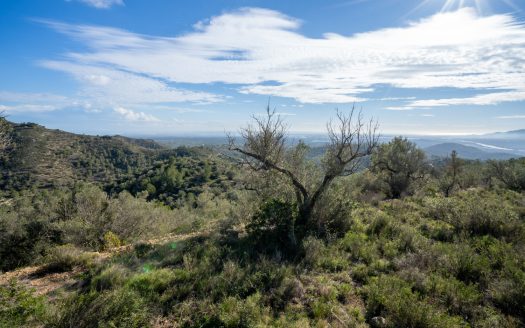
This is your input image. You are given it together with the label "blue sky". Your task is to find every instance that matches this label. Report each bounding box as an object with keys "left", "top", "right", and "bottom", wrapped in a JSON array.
[{"left": 1, "top": 0, "right": 524, "bottom": 136}]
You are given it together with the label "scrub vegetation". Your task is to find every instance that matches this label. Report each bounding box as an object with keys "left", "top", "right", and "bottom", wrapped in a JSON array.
[{"left": 1, "top": 112, "right": 524, "bottom": 327}]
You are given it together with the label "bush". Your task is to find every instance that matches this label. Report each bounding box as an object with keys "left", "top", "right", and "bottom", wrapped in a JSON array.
[
  {"left": 424, "top": 191, "right": 522, "bottom": 239},
  {"left": 247, "top": 199, "right": 297, "bottom": 255},
  {"left": 41, "top": 245, "right": 95, "bottom": 273},
  {"left": 103, "top": 231, "right": 121, "bottom": 250},
  {"left": 127, "top": 268, "right": 177, "bottom": 302},
  {"left": 53, "top": 288, "right": 149, "bottom": 328},
  {"left": 364, "top": 275, "right": 467, "bottom": 328},
  {"left": 371, "top": 137, "right": 427, "bottom": 199},
  {"left": 0, "top": 281, "right": 47, "bottom": 327},
  {"left": 219, "top": 293, "right": 270, "bottom": 327},
  {"left": 92, "top": 264, "right": 132, "bottom": 292}
]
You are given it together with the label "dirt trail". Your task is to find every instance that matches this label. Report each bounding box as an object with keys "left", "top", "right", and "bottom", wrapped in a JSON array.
[{"left": 0, "top": 231, "right": 204, "bottom": 297}]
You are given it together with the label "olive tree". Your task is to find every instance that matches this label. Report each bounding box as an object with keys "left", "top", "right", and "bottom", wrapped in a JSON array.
[
  {"left": 371, "top": 136, "right": 427, "bottom": 199},
  {"left": 228, "top": 105, "right": 378, "bottom": 242},
  {"left": 440, "top": 150, "right": 463, "bottom": 197},
  {"left": 488, "top": 158, "right": 525, "bottom": 192}
]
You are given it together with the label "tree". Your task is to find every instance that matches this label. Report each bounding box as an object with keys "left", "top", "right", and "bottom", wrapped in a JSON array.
[
  {"left": 0, "top": 113, "right": 11, "bottom": 152},
  {"left": 228, "top": 105, "right": 378, "bottom": 243},
  {"left": 371, "top": 137, "right": 426, "bottom": 199},
  {"left": 440, "top": 150, "right": 463, "bottom": 197},
  {"left": 487, "top": 158, "right": 525, "bottom": 192}
]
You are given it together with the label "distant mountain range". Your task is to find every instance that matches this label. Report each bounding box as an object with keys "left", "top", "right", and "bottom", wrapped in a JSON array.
[
  {"left": 482, "top": 129, "right": 525, "bottom": 138},
  {"left": 424, "top": 143, "right": 517, "bottom": 160}
]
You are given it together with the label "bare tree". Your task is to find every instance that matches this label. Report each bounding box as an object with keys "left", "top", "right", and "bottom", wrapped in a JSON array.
[{"left": 228, "top": 104, "right": 379, "bottom": 236}]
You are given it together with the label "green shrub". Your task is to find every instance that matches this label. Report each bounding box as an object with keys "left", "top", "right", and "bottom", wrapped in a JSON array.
[
  {"left": 247, "top": 199, "right": 297, "bottom": 255},
  {"left": 364, "top": 275, "right": 467, "bottom": 328},
  {"left": 302, "top": 236, "right": 326, "bottom": 269},
  {"left": 92, "top": 264, "right": 132, "bottom": 291},
  {"left": 103, "top": 231, "right": 121, "bottom": 250},
  {"left": 127, "top": 268, "right": 177, "bottom": 302},
  {"left": 488, "top": 264, "right": 525, "bottom": 318},
  {"left": 54, "top": 288, "right": 149, "bottom": 328},
  {"left": 41, "top": 244, "right": 95, "bottom": 273},
  {"left": 218, "top": 293, "right": 270, "bottom": 327},
  {"left": 424, "top": 191, "right": 521, "bottom": 239},
  {"left": 423, "top": 274, "right": 482, "bottom": 318},
  {"left": 0, "top": 280, "right": 47, "bottom": 327}
]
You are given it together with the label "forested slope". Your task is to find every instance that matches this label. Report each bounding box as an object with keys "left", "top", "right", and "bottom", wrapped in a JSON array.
[{"left": 0, "top": 122, "right": 176, "bottom": 191}]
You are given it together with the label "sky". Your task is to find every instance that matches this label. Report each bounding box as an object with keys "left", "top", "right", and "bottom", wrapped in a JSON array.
[{"left": 0, "top": 0, "right": 524, "bottom": 136}]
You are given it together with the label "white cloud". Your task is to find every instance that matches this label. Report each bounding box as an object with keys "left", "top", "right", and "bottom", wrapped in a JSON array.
[
  {"left": 68, "top": 0, "right": 124, "bottom": 9},
  {"left": 114, "top": 106, "right": 159, "bottom": 121},
  {"left": 0, "top": 104, "right": 60, "bottom": 112},
  {"left": 42, "top": 7, "right": 525, "bottom": 106},
  {"left": 402, "top": 91, "right": 525, "bottom": 109},
  {"left": 40, "top": 61, "right": 222, "bottom": 106},
  {"left": 0, "top": 91, "right": 82, "bottom": 112},
  {"left": 0, "top": 91, "right": 69, "bottom": 103}
]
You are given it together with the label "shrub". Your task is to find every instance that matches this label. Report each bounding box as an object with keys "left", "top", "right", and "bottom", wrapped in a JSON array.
[
  {"left": 371, "top": 137, "right": 427, "bottom": 199},
  {"left": 53, "top": 288, "right": 149, "bottom": 328},
  {"left": 247, "top": 199, "right": 297, "bottom": 255},
  {"left": 0, "top": 280, "right": 47, "bottom": 327},
  {"left": 218, "top": 293, "right": 270, "bottom": 327},
  {"left": 103, "top": 231, "right": 121, "bottom": 250},
  {"left": 423, "top": 274, "right": 482, "bottom": 318},
  {"left": 92, "top": 264, "right": 132, "bottom": 292},
  {"left": 364, "top": 275, "right": 467, "bottom": 328},
  {"left": 41, "top": 245, "right": 95, "bottom": 273},
  {"left": 488, "top": 264, "right": 525, "bottom": 318},
  {"left": 424, "top": 191, "right": 521, "bottom": 239},
  {"left": 127, "top": 268, "right": 177, "bottom": 303}
]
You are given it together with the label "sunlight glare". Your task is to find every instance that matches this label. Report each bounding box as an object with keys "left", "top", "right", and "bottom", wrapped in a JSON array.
[{"left": 421, "top": 0, "right": 521, "bottom": 14}]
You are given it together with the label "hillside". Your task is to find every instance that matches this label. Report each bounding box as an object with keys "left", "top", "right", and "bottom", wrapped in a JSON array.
[
  {"left": 1, "top": 123, "right": 524, "bottom": 328},
  {"left": 424, "top": 142, "right": 517, "bottom": 160},
  {"left": 0, "top": 122, "right": 181, "bottom": 192}
]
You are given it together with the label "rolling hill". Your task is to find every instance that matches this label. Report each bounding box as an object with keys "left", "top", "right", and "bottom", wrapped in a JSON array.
[{"left": 0, "top": 122, "right": 181, "bottom": 192}]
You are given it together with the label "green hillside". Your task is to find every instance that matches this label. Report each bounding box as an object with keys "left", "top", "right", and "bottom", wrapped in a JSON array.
[
  {"left": 0, "top": 122, "right": 179, "bottom": 192},
  {"left": 1, "top": 120, "right": 524, "bottom": 328}
]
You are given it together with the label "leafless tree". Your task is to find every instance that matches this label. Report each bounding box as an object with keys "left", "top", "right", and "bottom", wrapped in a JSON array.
[{"left": 228, "top": 104, "right": 379, "bottom": 233}]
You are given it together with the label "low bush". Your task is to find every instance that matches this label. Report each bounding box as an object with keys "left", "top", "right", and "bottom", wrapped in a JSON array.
[
  {"left": 364, "top": 275, "right": 467, "bottom": 328},
  {"left": 53, "top": 288, "right": 149, "bottom": 328},
  {"left": 0, "top": 280, "right": 47, "bottom": 327},
  {"left": 41, "top": 244, "right": 95, "bottom": 273},
  {"left": 247, "top": 199, "right": 297, "bottom": 256}
]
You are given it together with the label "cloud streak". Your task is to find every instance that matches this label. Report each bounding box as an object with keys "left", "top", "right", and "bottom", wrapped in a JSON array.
[
  {"left": 41, "top": 7, "right": 525, "bottom": 107},
  {"left": 68, "top": 0, "right": 124, "bottom": 9}
]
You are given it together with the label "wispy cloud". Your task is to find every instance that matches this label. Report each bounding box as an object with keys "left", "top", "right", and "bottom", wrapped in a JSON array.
[
  {"left": 496, "top": 115, "right": 525, "bottom": 119},
  {"left": 67, "top": 0, "right": 124, "bottom": 9},
  {"left": 114, "top": 106, "right": 159, "bottom": 122},
  {"left": 41, "top": 7, "right": 525, "bottom": 107},
  {"left": 39, "top": 61, "right": 222, "bottom": 106},
  {"left": 0, "top": 91, "right": 91, "bottom": 112}
]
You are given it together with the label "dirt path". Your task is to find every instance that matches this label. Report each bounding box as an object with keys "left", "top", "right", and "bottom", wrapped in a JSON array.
[{"left": 0, "top": 231, "right": 205, "bottom": 297}]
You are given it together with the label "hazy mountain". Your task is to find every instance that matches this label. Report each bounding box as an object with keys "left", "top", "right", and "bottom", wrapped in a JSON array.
[
  {"left": 486, "top": 129, "right": 525, "bottom": 136},
  {"left": 424, "top": 143, "right": 518, "bottom": 160}
]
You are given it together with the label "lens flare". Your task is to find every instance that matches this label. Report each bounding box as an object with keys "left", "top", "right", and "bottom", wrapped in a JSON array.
[{"left": 413, "top": 0, "right": 520, "bottom": 15}]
